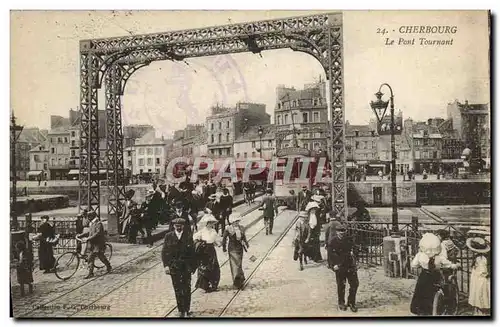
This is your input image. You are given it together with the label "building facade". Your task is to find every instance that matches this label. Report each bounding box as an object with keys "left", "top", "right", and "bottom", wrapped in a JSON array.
[
  {"left": 47, "top": 128, "right": 70, "bottom": 180},
  {"left": 28, "top": 144, "right": 49, "bottom": 180},
  {"left": 274, "top": 80, "right": 328, "bottom": 152},
  {"left": 132, "top": 132, "right": 170, "bottom": 176},
  {"left": 233, "top": 124, "right": 276, "bottom": 162}
]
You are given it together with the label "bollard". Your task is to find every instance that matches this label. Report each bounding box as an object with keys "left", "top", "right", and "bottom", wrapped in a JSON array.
[{"left": 383, "top": 233, "right": 408, "bottom": 278}]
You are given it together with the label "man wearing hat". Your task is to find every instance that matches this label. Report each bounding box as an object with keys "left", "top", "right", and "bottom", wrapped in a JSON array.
[
  {"left": 328, "top": 223, "right": 359, "bottom": 312},
  {"left": 81, "top": 211, "right": 112, "bottom": 279},
  {"left": 260, "top": 188, "right": 278, "bottom": 235},
  {"left": 297, "top": 185, "right": 310, "bottom": 212},
  {"left": 33, "top": 215, "right": 57, "bottom": 273},
  {"left": 168, "top": 200, "right": 192, "bottom": 236},
  {"left": 120, "top": 189, "right": 137, "bottom": 235},
  {"left": 162, "top": 217, "right": 196, "bottom": 318},
  {"left": 218, "top": 188, "right": 233, "bottom": 235},
  {"left": 139, "top": 190, "right": 156, "bottom": 247},
  {"left": 324, "top": 211, "right": 343, "bottom": 268}
]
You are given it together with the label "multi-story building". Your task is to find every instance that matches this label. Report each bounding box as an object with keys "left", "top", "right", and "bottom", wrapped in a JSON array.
[
  {"left": 14, "top": 127, "right": 47, "bottom": 180},
  {"left": 233, "top": 124, "right": 276, "bottom": 162},
  {"left": 274, "top": 79, "right": 328, "bottom": 153},
  {"left": 447, "top": 99, "right": 490, "bottom": 163},
  {"left": 47, "top": 127, "right": 70, "bottom": 180},
  {"left": 28, "top": 143, "right": 49, "bottom": 181},
  {"left": 405, "top": 118, "right": 443, "bottom": 174},
  {"left": 206, "top": 102, "right": 270, "bottom": 158},
  {"left": 132, "top": 132, "right": 170, "bottom": 176},
  {"left": 170, "top": 124, "right": 205, "bottom": 161},
  {"left": 123, "top": 124, "right": 155, "bottom": 148}
]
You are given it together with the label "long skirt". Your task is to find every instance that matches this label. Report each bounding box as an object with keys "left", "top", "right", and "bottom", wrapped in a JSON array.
[
  {"left": 38, "top": 242, "right": 55, "bottom": 271},
  {"left": 307, "top": 226, "right": 322, "bottom": 262},
  {"left": 195, "top": 244, "right": 220, "bottom": 291},
  {"left": 410, "top": 269, "right": 441, "bottom": 315},
  {"left": 468, "top": 268, "right": 490, "bottom": 310},
  {"left": 228, "top": 249, "right": 245, "bottom": 288}
]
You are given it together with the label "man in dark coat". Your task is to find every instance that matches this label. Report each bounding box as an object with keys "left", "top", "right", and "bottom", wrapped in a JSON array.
[
  {"left": 82, "top": 211, "right": 112, "bottom": 279},
  {"left": 324, "top": 211, "right": 343, "bottom": 269},
  {"left": 297, "top": 186, "right": 309, "bottom": 212},
  {"left": 328, "top": 224, "right": 359, "bottom": 312},
  {"left": 169, "top": 200, "right": 192, "bottom": 235},
  {"left": 162, "top": 218, "right": 196, "bottom": 318},
  {"left": 260, "top": 189, "right": 278, "bottom": 235},
  {"left": 218, "top": 188, "right": 233, "bottom": 235}
]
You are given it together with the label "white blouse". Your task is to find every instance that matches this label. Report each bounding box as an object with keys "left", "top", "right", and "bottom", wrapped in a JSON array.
[
  {"left": 411, "top": 252, "right": 454, "bottom": 270},
  {"left": 193, "top": 227, "right": 221, "bottom": 245}
]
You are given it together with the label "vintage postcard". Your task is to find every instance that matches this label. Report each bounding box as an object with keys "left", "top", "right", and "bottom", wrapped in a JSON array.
[{"left": 9, "top": 10, "right": 491, "bottom": 318}]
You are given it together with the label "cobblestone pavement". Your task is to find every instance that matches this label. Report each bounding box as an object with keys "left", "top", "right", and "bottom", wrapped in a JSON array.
[
  {"left": 221, "top": 222, "right": 419, "bottom": 318},
  {"left": 11, "top": 198, "right": 262, "bottom": 318}
]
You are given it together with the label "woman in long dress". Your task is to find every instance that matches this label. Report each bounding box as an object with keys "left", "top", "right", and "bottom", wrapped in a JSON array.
[
  {"left": 222, "top": 215, "right": 249, "bottom": 289},
  {"left": 467, "top": 237, "right": 491, "bottom": 315},
  {"left": 193, "top": 214, "right": 221, "bottom": 292},
  {"left": 34, "top": 215, "right": 57, "bottom": 273}
]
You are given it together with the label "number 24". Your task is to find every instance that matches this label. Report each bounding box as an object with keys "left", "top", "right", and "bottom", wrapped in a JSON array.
[{"left": 377, "top": 28, "right": 387, "bottom": 35}]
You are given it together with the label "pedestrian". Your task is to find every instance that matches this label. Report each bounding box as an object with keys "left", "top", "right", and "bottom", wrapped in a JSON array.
[
  {"left": 293, "top": 211, "right": 310, "bottom": 271},
  {"left": 169, "top": 200, "right": 192, "bottom": 236},
  {"left": 467, "top": 236, "right": 491, "bottom": 316},
  {"left": 222, "top": 214, "right": 249, "bottom": 289},
  {"left": 15, "top": 241, "right": 34, "bottom": 296},
  {"left": 81, "top": 211, "right": 112, "bottom": 279},
  {"left": 75, "top": 213, "right": 91, "bottom": 257},
  {"left": 259, "top": 188, "right": 278, "bottom": 235},
  {"left": 328, "top": 224, "right": 359, "bottom": 312},
  {"left": 193, "top": 214, "right": 221, "bottom": 293},
  {"left": 218, "top": 188, "right": 233, "bottom": 235},
  {"left": 161, "top": 217, "right": 196, "bottom": 318},
  {"left": 33, "top": 215, "right": 57, "bottom": 274},
  {"left": 140, "top": 190, "right": 156, "bottom": 247},
  {"left": 120, "top": 189, "right": 137, "bottom": 235},
  {"left": 297, "top": 186, "right": 309, "bottom": 211},
  {"left": 324, "top": 211, "right": 343, "bottom": 269},
  {"left": 304, "top": 195, "right": 324, "bottom": 262},
  {"left": 410, "top": 233, "right": 458, "bottom": 316}
]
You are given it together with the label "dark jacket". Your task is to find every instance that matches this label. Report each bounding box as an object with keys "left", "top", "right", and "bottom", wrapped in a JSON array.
[
  {"left": 87, "top": 220, "right": 107, "bottom": 253},
  {"left": 328, "top": 235, "right": 358, "bottom": 271},
  {"left": 161, "top": 230, "right": 195, "bottom": 272},
  {"left": 260, "top": 195, "right": 278, "bottom": 218},
  {"left": 324, "top": 220, "right": 343, "bottom": 249}
]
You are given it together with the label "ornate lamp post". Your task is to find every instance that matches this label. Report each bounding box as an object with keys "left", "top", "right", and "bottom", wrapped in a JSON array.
[
  {"left": 370, "top": 84, "right": 399, "bottom": 233},
  {"left": 11, "top": 112, "right": 24, "bottom": 231},
  {"left": 257, "top": 126, "right": 264, "bottom": 158}
]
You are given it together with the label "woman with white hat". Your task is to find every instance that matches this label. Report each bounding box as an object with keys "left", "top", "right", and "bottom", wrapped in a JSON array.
[
  {"left": 193, "top": 214, "right": 221, "bottom": 293},
  {"left": 467, "top": 236, "right": 491, "bottom": 315},
  {"left": 304, "top": 195, "right": 324, "bottom": 262},
  {"left": 222, "top": 214, "right": 249, "bottom": 289}
]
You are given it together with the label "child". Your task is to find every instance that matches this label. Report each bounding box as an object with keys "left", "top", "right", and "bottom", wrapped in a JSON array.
[
  {"left": 410, "top": 233, "right": 458, "bottom": 316},
  {"left": 15, "top": 241, "right": 34, "bottom": 296},
  {"left": 467, "top": 237, "right": 491, "bottom": 316}
]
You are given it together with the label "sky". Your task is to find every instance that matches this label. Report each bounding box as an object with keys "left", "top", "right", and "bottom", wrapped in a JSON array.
[{"left": 10, "top": 10, "right": 490, "bottom": 138}]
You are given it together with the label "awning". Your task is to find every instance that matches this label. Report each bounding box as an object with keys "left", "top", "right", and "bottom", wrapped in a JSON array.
[
  {"left": 27, "top": 171, "right": 43, "bottom": 177},
  {"left": 441, "top": 159, "right": 462, "bottom": 163},
  {"left": 68, "top": 169, "right": 79, "bottom": 175}
]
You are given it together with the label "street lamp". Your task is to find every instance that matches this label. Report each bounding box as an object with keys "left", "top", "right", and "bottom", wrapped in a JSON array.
[
  {"left": 370, "top": 84, "right": 399, "bottom": 233},
  {"left": 11, "top": 112, "right": 24, "bottom": 231},
  {"left": 257, "top": 126, "right": 264, "bottom": 158}
]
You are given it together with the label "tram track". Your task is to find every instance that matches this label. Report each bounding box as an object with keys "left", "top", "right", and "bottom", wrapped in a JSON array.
[
  {"left": 162, "top": 208, "right": 298, "bottom": 318},
  {"left": 19, "top": 199, "right": 262, "bottom": 318}
]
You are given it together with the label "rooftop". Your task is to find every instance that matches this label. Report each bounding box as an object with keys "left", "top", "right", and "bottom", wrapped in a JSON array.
[{"left": 234, "top": 124, "right": 275, "bottom": 143}]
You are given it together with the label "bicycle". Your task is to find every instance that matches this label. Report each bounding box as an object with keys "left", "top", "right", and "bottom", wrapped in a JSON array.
[
  {"left": 54, "top": 236, "right": 113, "bottom": 281},
  {"left": 432, "top": 267, "right": 460, "bottom": 316}
]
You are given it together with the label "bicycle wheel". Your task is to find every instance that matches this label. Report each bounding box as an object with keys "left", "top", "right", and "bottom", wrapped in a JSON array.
[
  {"left": 54, "top": 251, "right": 80, "bottom": 281},
  {"left": 432, "top": 289, "right": 446, "bottom": 316},
  {"left": 94, "top": 243, "right": 113, "bottom": 269},
  {"left": 447, "top": 283, "right": 460, "bottom": 315}
]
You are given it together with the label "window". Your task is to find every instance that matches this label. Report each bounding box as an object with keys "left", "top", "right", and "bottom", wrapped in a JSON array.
[
  {"left": 71, "top": 150, "right": 75, "bottom": 157},
  {"left": 147, "top": 148, "right": 153, "bottom": 155},
  {"left": 43, "top": 163, "right": 47, "bottom": 170},
  {"left": 313, "top": 112, "right": 319, "bottom": 122},
  {"left": 302, "top": 113, "right": 308, "bottom": 123},
  {"left": 64, "top": 137, "right": 68, "bottom": 143},
  {"left": 71, "top": 131, "right": 76, "bottom": 137},
  {"left": 355, "top": 141, "right": 359, "bottom": 149},
  {"left": 65, "top": 158, "right": 68, "bottom": 165},
  {"left": 156, "top": 158, "right": 160, "bottom": 165},
  {"left": 147, "top": 158, "right": 153, "bottom": 165},
  {"left": 34, "top": 154, "right": 39, "bottom": 162},
  {"left": 277, "top": 115, "right": 282, "bottom": 125},
  {"left": 227, "top": 121, "right": 230, "bottom": 128},
  {"left": 277, "top": 103, "right": 281, "bottom": 109},
  {"left": 50, "top": 138, "right": 54, "bottom": 143},
  {"left": 219, "top": 122, "right": 222, "bottom": 129},
  {"left": 51, "top": 158, "right": 55, "bottom": 166},
  {"left": 252, "top": 151, "right": 256, "bottom": 157},
  {"left": 314, "top": 143, "right": 320, "bottom": 149},
  {"left": 211, "top": 123, "right": 214, "bottom": 130},
  {"left": 244, "top": 152, "right": 247, "bottom": 158},
  {"left": 71, "top": 140, "right": 76, "bottom": 147},
  {"left": 237, "top": 153, "right": 240, "bottom": 158},
  {"left": 268, "top": 140, "right": 272, "bottom": 147},
  {"left": 156, "top": 168, "right": 160, "bottom": 174},
  {"left": 313, "top": 99, "right": 318, "bottom": 106},
  {"left": 423, "top": 138, "right": 429, "bottom": 146},
  {"left": 226, "top": 133, "right": 230, "bottom": 142},
  {"left": 355, "top": 131, "right": 359, "bottom": 137},
  {"left": 219, "top": 149, "right": 223, "bottom": 156},
  {"left": 51, "top": 148, "right": 55, "bottom": 154},
  {"left": 292, "top": 101, "right": 296, "bottom": 107},
  {"left": 284, "top": 114, "right": 289, "bottom": 124},
  {"left": 139, "top": 148, "right": 144, "bottom": 155},
  {"left": 155, "top": 147, "right": 161, "bottom": 155},
  {"left": 211, "top": 135, "right": 214, "bottom": 143},
  {"left": 218, "top": 134, "right": 222, "bottom": 143},
  {"left": 127, "top": 151, "right": 132, "bottom": 156},
  {"left": 303, "top": 143, "right": 308, "bottom": 149},
  {"left": 252, "top": 141, "right": 256, "bottom": 148}
]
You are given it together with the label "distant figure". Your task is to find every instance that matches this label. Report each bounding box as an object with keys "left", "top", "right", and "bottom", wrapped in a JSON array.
[
  {"left": 259, "top": 188, "right": 278, "bottom": 235},
  {"left": 293, "top": 211, "right": 310, "bottom": 271},
  {"left": 222, "top": 215, "right": 249, "bottom": 289}
]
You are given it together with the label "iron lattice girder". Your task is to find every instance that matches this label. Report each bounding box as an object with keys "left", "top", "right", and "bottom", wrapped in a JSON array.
[
  {"left": 82, "top": 13, "right": 332, "bottom": 55},
  {"left": 78, "top": 11, "right": 347, "bottom": 219}
]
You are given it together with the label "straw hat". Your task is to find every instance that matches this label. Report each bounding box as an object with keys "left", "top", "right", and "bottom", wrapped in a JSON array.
[
  {"left": 199, "top": 214, "right": 218, "bottom": 225},
  {"left": 466, "top": 237, "right": 490, "bottom": 254},
  {"left": 229, "top": 214, "right": 242, "bottom": 224}
]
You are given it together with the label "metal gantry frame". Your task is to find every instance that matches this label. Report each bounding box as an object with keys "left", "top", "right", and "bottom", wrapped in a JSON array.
[{"left": 78, "top": 12, "right": 348, "bottom": 224}]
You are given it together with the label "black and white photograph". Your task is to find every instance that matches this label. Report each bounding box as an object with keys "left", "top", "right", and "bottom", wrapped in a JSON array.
[{"left": 8, "top": 10, "right": 491, "bottom": 318}]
